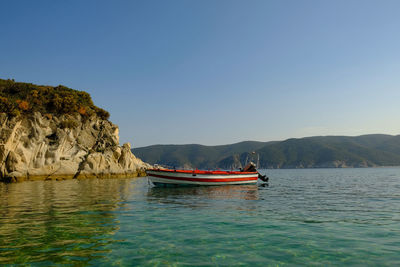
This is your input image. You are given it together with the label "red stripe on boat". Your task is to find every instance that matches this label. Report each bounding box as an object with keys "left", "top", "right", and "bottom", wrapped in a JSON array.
[
  {"left": 147, "top": 169, "right": 257, "bottom": 175},
  {"left": 149, "top": 174, "right": 258, "bottom": 182}
]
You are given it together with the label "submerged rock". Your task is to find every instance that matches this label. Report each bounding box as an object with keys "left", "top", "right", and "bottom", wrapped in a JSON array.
[{"left": 0, "top": 112, "right": 151, "bottom": 182}]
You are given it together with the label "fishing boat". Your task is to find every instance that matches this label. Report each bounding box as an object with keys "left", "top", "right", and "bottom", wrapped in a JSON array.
[{"left": 147, "top": 162, "right": 268, "bottom": 187}]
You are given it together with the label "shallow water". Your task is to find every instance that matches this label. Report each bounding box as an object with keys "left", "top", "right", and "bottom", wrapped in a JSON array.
[{"left": 1, "top": 168, "right": 400, "bottom": 266}]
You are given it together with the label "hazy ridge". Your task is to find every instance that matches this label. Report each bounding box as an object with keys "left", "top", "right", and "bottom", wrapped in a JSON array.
[{"left": 134, "top": 134, "right": 400, "bottom": 169}]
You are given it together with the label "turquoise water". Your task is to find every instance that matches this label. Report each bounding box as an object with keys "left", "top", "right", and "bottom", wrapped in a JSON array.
[{"left": 1, "top": 168, "right": 400, "bottom": 266}]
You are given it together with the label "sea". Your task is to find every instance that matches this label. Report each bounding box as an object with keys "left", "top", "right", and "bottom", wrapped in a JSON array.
[{"left": 1, "top": 168, "right": 400, "bottom": 266}]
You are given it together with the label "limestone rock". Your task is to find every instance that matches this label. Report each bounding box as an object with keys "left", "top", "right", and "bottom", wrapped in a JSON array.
[{"left": 0, "top": 112, "right": 151, "bottom": 182}]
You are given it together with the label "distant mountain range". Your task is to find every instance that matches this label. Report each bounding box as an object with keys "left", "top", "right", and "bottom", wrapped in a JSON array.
[{"left": 133, "top": 134, "right": 400, "bottom": 169}]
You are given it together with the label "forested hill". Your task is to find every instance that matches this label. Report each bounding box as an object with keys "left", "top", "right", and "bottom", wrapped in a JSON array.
[{"left": 134, "top": 134, "right": 400, "bottom": 169}]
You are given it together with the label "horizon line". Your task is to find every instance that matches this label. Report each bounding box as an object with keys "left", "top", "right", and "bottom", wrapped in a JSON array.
[{"left": 134, "top": 133, "right": 399, "bottom": 149}]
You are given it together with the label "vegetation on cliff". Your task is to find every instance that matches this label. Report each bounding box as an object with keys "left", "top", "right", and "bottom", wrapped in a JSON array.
[{"left": 0, "top": 79, "right": 109, "bottom": 119}]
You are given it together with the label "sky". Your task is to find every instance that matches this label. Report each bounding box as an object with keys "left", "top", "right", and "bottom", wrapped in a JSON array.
[{"left": 1, "top": 0, "right": 400, "bottom": 148}]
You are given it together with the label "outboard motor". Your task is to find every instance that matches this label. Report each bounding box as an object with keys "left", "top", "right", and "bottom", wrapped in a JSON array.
[
  {"left": 242, "top": 162, "right": 269, "bottom": 182},
  {"left": 258, "top": 173, "right": 269, "bottom": 182}
]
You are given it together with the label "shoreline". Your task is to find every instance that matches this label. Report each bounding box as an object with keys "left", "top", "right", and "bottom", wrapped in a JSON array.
[{"left": 1, "top": 169, "right": 148, "bottom": 183}]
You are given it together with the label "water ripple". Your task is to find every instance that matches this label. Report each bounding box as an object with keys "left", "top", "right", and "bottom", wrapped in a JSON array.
[{"left": 1, "top": 168, "right": 400, "bottom": 265}]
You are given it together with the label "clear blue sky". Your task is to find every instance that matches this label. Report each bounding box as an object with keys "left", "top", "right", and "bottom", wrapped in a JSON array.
[{"left": 1, "top": 0, "right": 400, "bottom": 148}]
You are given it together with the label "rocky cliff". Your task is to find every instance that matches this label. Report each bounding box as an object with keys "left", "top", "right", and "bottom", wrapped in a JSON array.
[{"left": 0, "top": 112, "right": 150, "bottom": 182}]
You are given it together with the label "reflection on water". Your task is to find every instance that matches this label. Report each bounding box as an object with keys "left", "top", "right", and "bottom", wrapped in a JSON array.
[
  {"left": 146, "top": 184, "right": 261, "bottom": 211},
  {"left": 0, "top": 179, "right": 135, "bottom": 265},
  {"left": 148, "top": 184, "right": 260, "bottom": 200}
]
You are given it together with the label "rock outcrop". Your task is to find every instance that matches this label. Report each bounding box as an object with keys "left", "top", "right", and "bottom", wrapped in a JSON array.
[{"left": 0, "top": 112, "right": 151, "bottom": 182}]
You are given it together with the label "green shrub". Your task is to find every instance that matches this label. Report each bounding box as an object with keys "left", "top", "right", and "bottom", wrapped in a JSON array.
[
  {"left": 0, "top": 78, "right": 110, "bottom": 120},
  {"left": 94, "top": 107, "right": 110, "bottom": 120}
]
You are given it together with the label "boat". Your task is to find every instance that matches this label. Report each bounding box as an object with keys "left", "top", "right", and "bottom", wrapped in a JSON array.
[{"left": 147, "top": 162, "right": 268, "bottom": 187}]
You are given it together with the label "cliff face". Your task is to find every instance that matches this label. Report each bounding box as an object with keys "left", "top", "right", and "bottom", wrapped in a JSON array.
[{"left": 0, "top": 112, "right": 150, "bottom": 182}]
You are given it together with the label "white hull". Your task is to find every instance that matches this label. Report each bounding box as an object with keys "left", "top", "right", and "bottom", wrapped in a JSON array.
[{"left": 147, "top": 169, "right": 258, "bottom": 186}]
